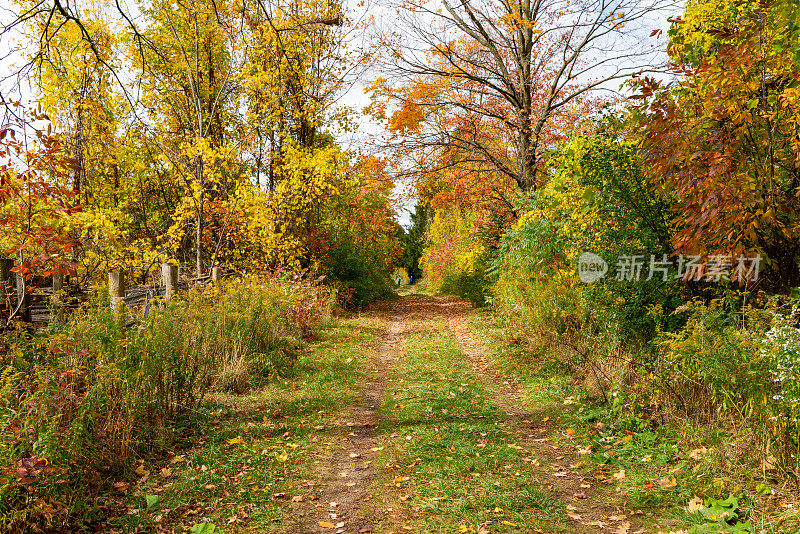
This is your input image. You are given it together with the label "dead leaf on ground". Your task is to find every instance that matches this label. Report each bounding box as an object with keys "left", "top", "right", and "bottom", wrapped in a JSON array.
[
  {"left": 658, "top": 476, "right": 677, "bottom": 488},
  {"left": 687, "top": 496, "right": 703, "bottom": 512},
  {"left": 689, "top": 447, "right": 707, "bottom": 460}
]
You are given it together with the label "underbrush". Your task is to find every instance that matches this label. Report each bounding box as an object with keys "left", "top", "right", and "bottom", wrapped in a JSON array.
[
  {"left": 471, "top": 308, "right": 800, "bottom": 533},
  {"left": 439, "top": 268, "right": 489, "bottom": 307},
  {"left": 486, "top": 290, "right": 800, "bottom": 532},
  {"left": 0, "top": 276, "right": 332, "bottom": 532}
]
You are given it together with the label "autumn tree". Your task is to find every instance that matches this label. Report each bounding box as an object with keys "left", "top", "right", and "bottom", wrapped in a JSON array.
[
  {"left": 0, "top": 108, "right": 81, "bottom": 321},
  {"left": 400, "top": 202, "right": 428, "bottom": 280},
  {"left": 369, "top": 0, "right": 675, "bottom": 197},
  {"left": 2, "top": 0, "right": 398, "bottom": 292},
  {"left": 635, "top": 0, "right": 800, "bottom": 288}
]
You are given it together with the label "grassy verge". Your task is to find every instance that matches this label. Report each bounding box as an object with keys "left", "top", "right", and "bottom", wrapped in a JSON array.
[
  {"left": 105, "top": 312, "right": 385, "bottom": 533},
  {"left": 370, "top": 317, "right": 568, "bottom": 533},
  {"left": 468, "top": 308, "right": 800, "bottom": 534}
]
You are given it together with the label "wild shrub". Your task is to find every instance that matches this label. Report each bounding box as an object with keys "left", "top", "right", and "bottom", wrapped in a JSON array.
[
  {"left": 655, "top": 300, "right": 800, "bottom": 474},
  {"left": 440, "top": 267, "right": 489, "bottom": 307},
  {"left": 327, "top": 242, "right": 394, "bottom": 306},
  {"left": 754, "top": 310, "right": 800, "bottom": 469},
  {"left": 491, "top": 132, "right": 681, "bottom": 347},
  {"left": 655, "top": 301, "right": 769, "bottom": 420}
]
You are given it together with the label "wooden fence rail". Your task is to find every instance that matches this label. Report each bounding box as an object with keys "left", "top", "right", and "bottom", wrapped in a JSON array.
[{"left": 0, "top": 262, "right": 224, "bottom": 330}]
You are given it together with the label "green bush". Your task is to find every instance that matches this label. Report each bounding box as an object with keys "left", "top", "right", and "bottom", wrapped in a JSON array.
[
  {"left": 327, "top": 238, "right": 394, "bottom": 306},
  {"left": 655, "top": 301, "right": 800, "bottom": 471},
  {"left": 656, "top": 301, "right": 769, "bottom": 419},
  {"left": 440, "top": 268, "right": 489, "bottom": 307}
]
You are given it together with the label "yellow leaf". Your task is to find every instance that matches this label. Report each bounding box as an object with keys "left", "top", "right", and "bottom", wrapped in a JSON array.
[
  {"left": 227, "top": 436, "right": 243, "bottom": 445},
  {"left": 658, "top": 476, "right": 677, "bottom": 488},
  {"left": 319, "top": 521, "right": 335, "bottom": 528},
  {"left": 276, "top": 451, "right": 289, "bottom": 462}
]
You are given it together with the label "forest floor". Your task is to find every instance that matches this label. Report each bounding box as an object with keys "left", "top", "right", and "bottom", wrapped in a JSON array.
[{"left": 102, "top": 291, "right": 795, "bottom": 534}]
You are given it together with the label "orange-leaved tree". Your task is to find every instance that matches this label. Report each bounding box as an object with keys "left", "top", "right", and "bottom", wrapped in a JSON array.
[
  {"left": 368, "top": 0, "right": 673, "bottom": 196},
  {"left": 635, "top": 0, "right": 800, "bottom": 288}
]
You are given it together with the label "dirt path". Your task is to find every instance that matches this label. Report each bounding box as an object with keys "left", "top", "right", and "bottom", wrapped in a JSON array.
[
  {"left": 286, "top": 294, "right": 646, "bottom": 533},
  {"left": 294, "top": 308, "right": 405, "bottom": 534},
  {"left": 443, "top": 299, "right": 645, "bottom": 534}
]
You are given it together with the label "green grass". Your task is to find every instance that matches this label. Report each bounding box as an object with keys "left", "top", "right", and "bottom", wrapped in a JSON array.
[
  {"left": 372, "top": 318, "right": 568, "bottom": 533},
  {"left": 106, "top": 314, "right": 384, "bottom": 533}
]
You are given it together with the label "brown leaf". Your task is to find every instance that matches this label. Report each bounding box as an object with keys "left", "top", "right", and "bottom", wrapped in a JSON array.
[
  {"left": 658, "top": 476, "right": 677, "bottom": 488},
  {"left": 687, "top": 496, "right": 703, "bottom": 512}
]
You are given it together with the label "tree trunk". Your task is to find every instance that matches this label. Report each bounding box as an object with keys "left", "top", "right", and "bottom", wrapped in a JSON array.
[{"left": 196, "top": 156, "right": 204, "bottom": 278}]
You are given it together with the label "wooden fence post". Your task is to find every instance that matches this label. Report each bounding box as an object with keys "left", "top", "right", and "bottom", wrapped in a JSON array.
[
  {"left": 162, "top": 263, "right": 178, "bottom": 302},
  {"left": 109, "top": 271, "right": 124, "bottom": 317},
  {"left": 0, "top": 258, "right": 13, "bottom": 318},
  {"left": 52, "top": 272, "right": 63, "bottom": 293},
  {"left": 52, "top": 272, "right": 64, "bottom": 324},
  {"left": 0, "top": 258, "right": 12, "bottom": 286}
]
